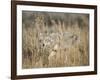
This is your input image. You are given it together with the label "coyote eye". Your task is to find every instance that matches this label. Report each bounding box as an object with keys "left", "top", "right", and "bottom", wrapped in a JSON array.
[{"left": 43, "top": 43, "right": 45, "bottom": 47}]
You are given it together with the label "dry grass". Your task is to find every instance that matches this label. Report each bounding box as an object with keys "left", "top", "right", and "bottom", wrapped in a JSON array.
[{"left": 22, "top": 11, "right": 89, "bottom": 69}]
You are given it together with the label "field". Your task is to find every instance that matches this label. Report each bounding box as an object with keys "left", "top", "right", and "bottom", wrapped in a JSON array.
[{"left": 22, "top": 11, "right": 89, "bottom": 69}]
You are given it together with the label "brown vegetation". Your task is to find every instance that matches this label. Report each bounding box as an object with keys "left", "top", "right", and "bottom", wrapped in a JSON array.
[{"left": 22, "top": 11, "right": 89, "bottom": 69}]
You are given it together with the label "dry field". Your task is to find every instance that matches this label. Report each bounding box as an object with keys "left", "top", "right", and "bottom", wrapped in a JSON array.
[{"left": 22, "top": 11, "right": 89, "bottom": 69}]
